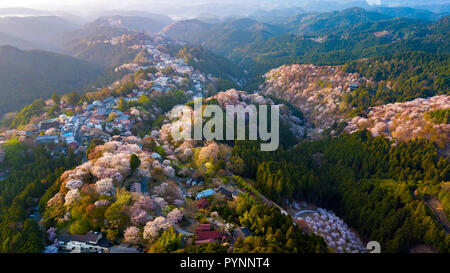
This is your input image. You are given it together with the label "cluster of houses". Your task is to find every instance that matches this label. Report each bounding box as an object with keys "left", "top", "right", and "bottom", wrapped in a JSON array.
[
  {"left": 53, "top": 222, "right": 251, "bottom": 253},
  {"left": 83, "top": 97, "right": 134, "bottom": 135},
  {"left": 32, "top": 96, "right": 134, "bottom": 156},
  {"left": 5, "top": 32, "right": 214, "bottom": 161}
]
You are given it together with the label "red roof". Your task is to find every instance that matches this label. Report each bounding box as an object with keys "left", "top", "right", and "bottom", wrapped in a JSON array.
[
  {"left": 197, "top": 199, "right": 209, "bottom": 209},
  {"left": 196, "top": 231, "right": 221, "bottom": 241},
  {"left": 195, "top": 239, "right": 216, "bottom": 245},
  {"left": 195, "top": 224, "right": 211, "bottom": 232},
  {"left": 68, "top": 142, "right": 78, "bottom": 149}
]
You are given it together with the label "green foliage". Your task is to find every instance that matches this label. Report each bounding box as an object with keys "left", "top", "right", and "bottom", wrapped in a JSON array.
[
  {"left": 130, "top": 154, "right": 141, "bottom": 174},
  {"left": 233, "top": 130, "right": 450, "bottom": 252},
  {"left": 9, "top": 99, "right": 45, "bottom": 128},
  {"left": 232, "top": 194, "right": 328, "bottom": 253},
  {"left": 154, "top": 89, "right": 189, "bottom": 113},
  {"left": 2, "top": 138, "right": 25, "bottom": 168},
  {"left": 149, "top": 227, "right": 182, "bottom": 253},
  {"left": 343, "top": 52, "right": 450, "bottom": 114},
  {"left": 0, "top": 144, "right": 79, "bottom": 252},
  {"left": 178, "top": 46, "right": 244, "bottom": 82},
  {"left": 64, "top": 29, "right": 140, "bottom": 67},
  {"left": 115, "top": 81, "right": 137, "bottom": 97},
  {"left": 64, "top": 91, "right": 83, "bottom": 106},
  {"left": 425, "top": 109, "right": 450, "bottom": 124}
]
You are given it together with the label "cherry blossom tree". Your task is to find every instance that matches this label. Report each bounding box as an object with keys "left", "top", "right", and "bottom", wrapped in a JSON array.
[
  {"left": 143, "top": 217, "right": 171, "bottom": 240},
  {"left": 95, "top": 178, "right": 115, "bottom": 196},
  {"left": 167, "top": 208, "right": 183, "bottom": 224},
  {"left": 130, "top": 208, "right": 149, "bottom": 226},
  {"left": 64, "top": 189, "right": 80, "bottom": 206},
  {"left": 65, "top": 179, "right": 83, "bottom": 190},
  {"left": 124, "top": 226, "right": 141, "bottom": 244}
]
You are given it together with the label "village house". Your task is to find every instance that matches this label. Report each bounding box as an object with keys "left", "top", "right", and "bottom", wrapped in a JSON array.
[
  {"left": 109, "top": 243, "right": 144, "bottom": 253},
  {"left": 35, "top": 135, "right": 59, "bottom": 145},
  {"left": 196, "top": 189, "right": 215, "bottom": 200},
  {"left": 194, "top": 224, "right": 224, "bottom": 245},
  {"left": 232, "top": 227, "right": 252, "bottom": 243},
  {"left": 58, "top": 232, "right": 111, "bottom": 253},
  {"left": 196, "top": 198, "right": 209, "bottom": 209},
  {"left": 39, "top": 120, "right": 61, "bottom": 131},
  {"left": 217, "top": 186, "right": 233, "bottom": 199}
]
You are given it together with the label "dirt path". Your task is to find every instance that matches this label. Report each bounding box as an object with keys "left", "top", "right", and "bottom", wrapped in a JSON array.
[{"left": 426, "top": 197, "right": 450, "bottom": 233}]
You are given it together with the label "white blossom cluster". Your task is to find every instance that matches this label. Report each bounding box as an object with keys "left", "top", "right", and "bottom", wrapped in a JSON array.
[
  {"left": 51, "top": 138, "right": 183, "bottom": 212},
  {"left": 167, "top": 208, "right": 184, "bottom": 224},
  {"left": 64, "top": 189, "right": 81, "bottom": 206},
  {"left": 345, "top": 95, "right": 450, "bottom": 145},
  {"left": 299, "top": 208, "right": 366, "bottom": 253},
  {"left": 65, "top": 179, "right": 83, "bottom": 190},
  {"left": 262, "top": 64, "right": 370, "bottom": 138},
  {"left": 153, "top": 181, "right": 184, "bottom": 205},
  {"left": 124, "top": 226, "right": 141, "bottom": 244},
  {"left": 143, "top": 216, "right": 172, "bottom": 240},
  {"left": 210, "top": 89, "right": 307, "bottom": 138}
]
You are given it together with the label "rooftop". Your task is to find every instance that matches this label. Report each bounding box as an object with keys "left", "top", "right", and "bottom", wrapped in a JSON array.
[{"left": 58, "top": 231, "right": 102, "bottom": 245}]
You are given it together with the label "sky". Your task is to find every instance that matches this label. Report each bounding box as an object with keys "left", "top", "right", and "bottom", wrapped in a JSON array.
[
  {"left": 0, "top": 0, "right": 373, "bottom": 10},
  {"left": 0, "top": 0, "right": 448, "bottom": 14}
]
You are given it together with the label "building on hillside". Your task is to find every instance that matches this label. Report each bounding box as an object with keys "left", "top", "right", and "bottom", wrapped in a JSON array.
[
  {"left": 57, "top": 232, "right": 110, "bottom": 253},
  {"left": 109, "top": 243, "right": 144, "bottom": 253},
  {"left": 196, "top": 198, "right": 209, "bottom": 209},
  {"left": 232, "top": 190, "right": 242, "bottom": 199},
  {"left": 195, "top": 224, "right": 224, "bottom": 245},
  {"left": 349, "top": 83, "right": 360, "bottom": 91},
  {"left": 217, "top": 186, "right": 233, "bottom": 199},
  {"left": 40, "top": 120, "right": 60, "bottom": 131},
  {"left": 35, "top": 135, "right": 59, "bottom": 144},
  {"left": 232, "top": 227, "right": 252, "bottom": 243},
  {"left": 196, "top": 189, "right": 215, "bottom": 200}
]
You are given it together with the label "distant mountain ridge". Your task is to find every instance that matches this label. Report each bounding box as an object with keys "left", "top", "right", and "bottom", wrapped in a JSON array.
[
  {"left": 0, "top": 32, "right": 46, "bottom": 50},
  {"left": 0, "top": 15, "right": 79, "bottom": 51},
  {"left": 88, "top": 15, "right": 172, "bottom": 33},
  {"left": 0, "top": 45, "right": 102, "bottom": 116},
  {"left": 161, "top": 17, "right": 287, "bottom": 55}
]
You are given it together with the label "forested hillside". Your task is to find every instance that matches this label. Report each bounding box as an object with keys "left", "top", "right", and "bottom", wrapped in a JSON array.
[
  {"left": 342, "top": 52, "right": 450, "bottom": 115},
  {"left": 233, "top": 131, "right": 450, "bottom": 253},
  {"left": 233, "top": 16, "right": 449, "bottom": 78},
  {"left": 0, "top": 139, "right": 80, "bottom": 252},
  {"left": 177, "top": 46, "right": 245, "bottom": 85},
  {"left": 0, "top": 46, "right": 102, "bottom": 116}
]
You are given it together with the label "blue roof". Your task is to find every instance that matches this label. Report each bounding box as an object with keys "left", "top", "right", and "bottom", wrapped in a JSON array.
[
  {"left": 240, "top": 227, "right": 252, "bottom": 237},
  {"left": 151, "top": 153, "right": 161, "bottom": 159},
  {"left": 196, "top": 189, "right": 215, "bottom": 200}
]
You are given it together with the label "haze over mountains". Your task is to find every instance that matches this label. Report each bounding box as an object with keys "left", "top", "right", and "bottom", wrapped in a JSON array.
[
  {"left": 0, "top": 2, "right": 448, "bottom": 116},
  {"left": 0, "top": 45, "right": 101, "bottom": 116}
]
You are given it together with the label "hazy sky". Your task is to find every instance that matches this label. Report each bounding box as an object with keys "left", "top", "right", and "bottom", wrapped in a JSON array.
[
  {"left": 0, "top": 0, "right": 375, "bottom": 10},
  {"left": 0, "top": 0, "right": 448, "bottom": 12},
  {"left": 0, "top": 0, "right": 159, "bottom": 10}
]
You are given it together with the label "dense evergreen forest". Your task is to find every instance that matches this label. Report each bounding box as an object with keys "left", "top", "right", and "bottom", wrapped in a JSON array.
[
  {"left": 0, "top": 139, "right": 80, "bottom": 252},
  {"left": 232, "top": 130, "right": 450, "bottom": 253},
  {"left": 234, "top": 16, "right": 449, "bottom": 86},
  {"left": 342, "top": 52, "right": 450, "bottom": 115}
]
